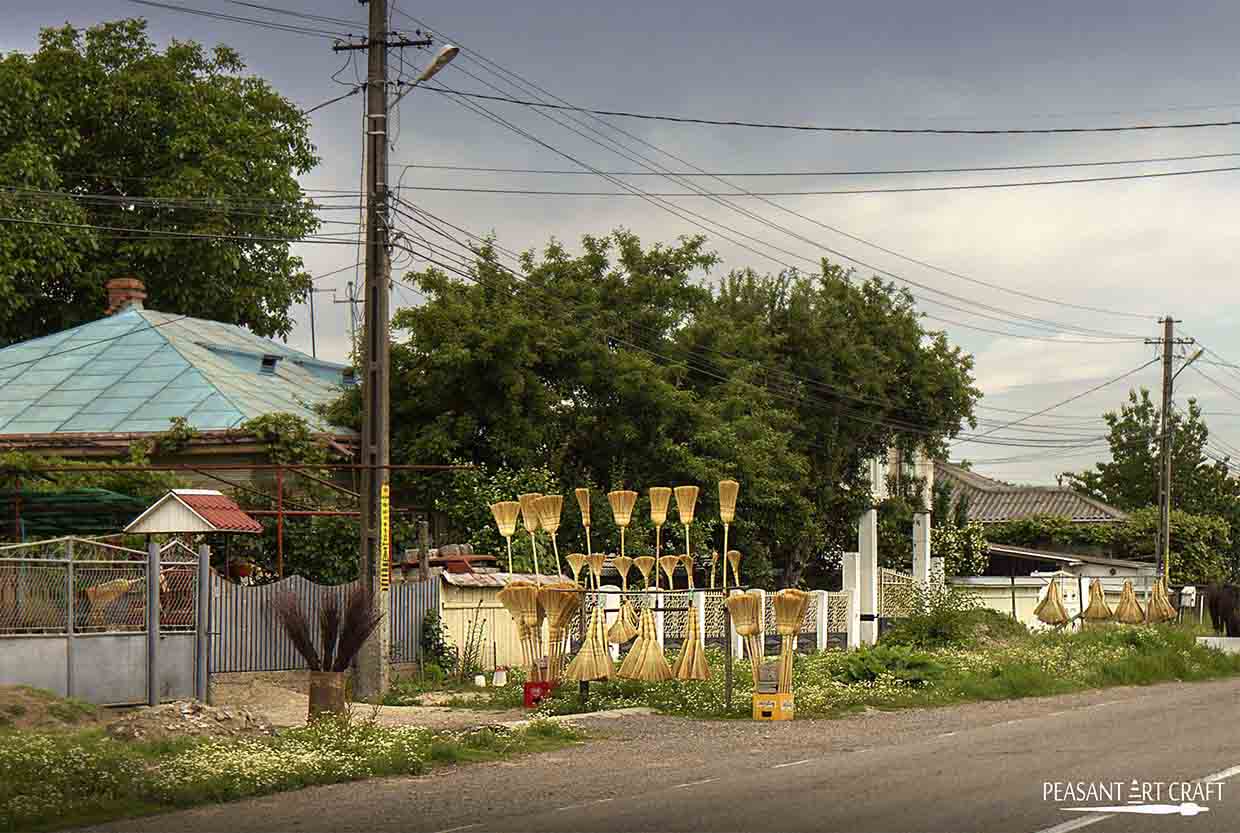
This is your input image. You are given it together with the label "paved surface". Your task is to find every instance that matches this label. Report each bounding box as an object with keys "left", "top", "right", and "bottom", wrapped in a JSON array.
[{"left": 88, "top": 678, "right": 1240, "bottom": 832}]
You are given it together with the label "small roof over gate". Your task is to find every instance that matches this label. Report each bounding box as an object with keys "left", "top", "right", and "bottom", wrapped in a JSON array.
[{"left": 125, "top": 489, "right": 262, "bottom": 535}]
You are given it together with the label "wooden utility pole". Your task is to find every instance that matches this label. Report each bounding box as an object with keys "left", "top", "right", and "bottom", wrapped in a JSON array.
[{"left": 1147, "top": 317, "right": 1194, "bottom": 583}]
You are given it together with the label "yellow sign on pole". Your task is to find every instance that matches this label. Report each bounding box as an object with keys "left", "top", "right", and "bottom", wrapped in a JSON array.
[{"left": 380, "top": 483, "right": 391, "bottom": 591}]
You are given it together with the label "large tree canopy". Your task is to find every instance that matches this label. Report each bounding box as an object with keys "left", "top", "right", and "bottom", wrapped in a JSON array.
[
  {"left": 0, "top": 19, "right": 319, "bottom": 344},
  {"left": 328, "top": 231, "right": 979, "bottom": 586}
]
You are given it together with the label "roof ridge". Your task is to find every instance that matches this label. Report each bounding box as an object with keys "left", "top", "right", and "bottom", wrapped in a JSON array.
[
  {"left": 139, "top": 308, "right": 344, "bottom": 368},
  {"left": 137, "top": 309, "right": 249, "bottom": 430}
]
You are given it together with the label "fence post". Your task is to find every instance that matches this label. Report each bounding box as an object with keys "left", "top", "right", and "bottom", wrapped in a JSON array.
[
  {"left": 147, "top": 540, "right": 160, "bottom": 707},
  {"left": 842, "top": 552, "right": 861, "bottom": 650},
  {"left": 913, "top": 512, "right": 931, "bottom": 587},
  {"left": 65, "top": 540, "right": 74, "bottom": 699},
  {"left": 858, "top": 510, "right": 879, "bottom": 646},
  {"left": 601, "top": 584, "right": 621, "bottom": 660},
  {"left": 654, "top": 589, "right": 664, "bottom": 651},
  {"left": 196, "top": 543, "right": 211, "bottom": 703},
  {"left": 814, "top": 590, "right": 828, "bottom": 652}
]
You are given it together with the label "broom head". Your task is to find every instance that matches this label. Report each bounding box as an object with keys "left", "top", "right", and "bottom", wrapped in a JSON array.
[
  {"left": 1081, "top": 577, "right": 1113, "bottom": 622},
  {"left": 612, "top": 555, "right": 634, "bottom": 587},
  {"left": 680, "top": 554, "right": 695, "bottom": 588},
  {"left": 1114, "top": 579, "right": 1145, "bottom": 624},
  {"left": 673, "top": 607, "right": 711, "bottom": 680},
  {"left": 727, "top": 549, "right": 742, "bottom": 583},
  {"left": 608, "top": 600, "right": 639, "bottom": 644},
  {"left": 539, "top": 582, "right": 581, "bottom": 631},
  {"left": 674, "top": 485, "right": 699, "bottom": 525},
  {"left": 567, "top": 608, "right": 614, "bottom": 681},
  {"left": 518, "top": 493, "right": 543, "bottom": 533},
  {"left": 772, "top": 588, "right": 811, "bottom": 636},
  {"left": 490, "top": 500, "right": 521, "bottom": 538},
  {"left": 574, "top": 487, "right": 592, "bottom": 527},
  {"left": 632, "top": 607, "right": 673, "bottom": 682},
  {"left": 725, "top": 591, "right": 761, "bottom": 637},
  {"left": 1034, "top": 579, "right": 1070, "bottom": 626},
  {"left": 1146, "top": 579, "right": 1176, "bottom": 624},
  {"left": 535, "top": 494, "right": 564, "bottom": 535},
  {"left": 566, "top": 553, "right": 588, "bottom": 585},
  {"left": 658, "top": 555, "right": 680, "bottom": 587},
  {"left": 633, "top": 556, "right": 656, "bottom": 585},
  {"left": 608, "top": 490, "right": 638, "bottom": 527},
  {"left": 648, "top": 486, "right": 672, "bottom": 526},
  {"left": 718, "top": 479, "right": 740, "bottom": 524},
  {"left": 587, "top": 553, "right": 606, "bottom": 583}
]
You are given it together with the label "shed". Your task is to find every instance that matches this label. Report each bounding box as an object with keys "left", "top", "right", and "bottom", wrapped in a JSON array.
[
  {"left": 437, "top": 571, "right": 568, "bottom": 672},
  {"left": 124, "top": 489, "right": 263, "bottom": 535}
]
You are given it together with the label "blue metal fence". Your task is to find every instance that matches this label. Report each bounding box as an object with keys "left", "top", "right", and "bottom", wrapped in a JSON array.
[{"left": 209, "top": 573, "right": 438, "bottom": 673}]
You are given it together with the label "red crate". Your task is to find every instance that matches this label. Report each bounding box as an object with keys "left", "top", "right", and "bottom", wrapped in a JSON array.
[{"left": 523, "top": 681, "right": 556, "bottom": 708}]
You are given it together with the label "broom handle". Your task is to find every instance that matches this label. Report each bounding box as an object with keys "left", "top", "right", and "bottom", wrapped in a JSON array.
[
  {"left": 585, "top": 525, "right": 592, "bottom": 558},
  {"left": 551, "top": 534, "right": 562, "bottom": 577},
  {"left": 654, "top": 526, "right": 660, "bottom": 590},
  {"left": 722, "top": 524, "right": 729, "bottom": 590},
  {"left": 529, "top": 532, "right": 540, "bottom": 577},
  {"left": 505, "top": 537, "right": 514, "bottom": 575}
]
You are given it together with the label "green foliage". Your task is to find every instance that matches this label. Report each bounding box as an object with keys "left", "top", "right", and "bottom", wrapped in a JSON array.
[
  {"left": 882, "top": 583, "right": 1026, "bottom": 649},
  {"left": 0, "top": 447, "right": 183, "bottom": 507},
  {"left": 935, "top": 522, "right": 989, "bottom": 576},
  {"left": 953, "top": 662, "right": 1071, "bottom": 701},
  {"left": 0, "top": 19, "right": 320, "bottom": 346},
  {"left": 437, "top": 463, "right": 559, "bottom": 574},
  {"left": 334, "top": 234, "right": 979, "bottom": 586},
  {"left": 418, "top": 610, "right": 456, "bottom": 669},
  {"left": 838, "top": 645, "right": 946, "bottom": 687}
]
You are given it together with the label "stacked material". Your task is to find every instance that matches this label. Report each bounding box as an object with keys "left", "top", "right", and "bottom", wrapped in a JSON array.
[
  {"left": 1114, "top": 580, "right": 1146, "bottom": 624},
  {"left": 617, "top": 606, "right": 673, "bottom": 682},
  {"left": 1145, "top": 579, "right": 1176, "bottom": 624},
  {"left": 540, "top": 583, "right": 581, "bottom": 681},
  {"left": 672, "top": 605, "right": 710, "bottom": 680},
  {"left": 1034, "top": 579, "right": 1069, "bottom": 626}
]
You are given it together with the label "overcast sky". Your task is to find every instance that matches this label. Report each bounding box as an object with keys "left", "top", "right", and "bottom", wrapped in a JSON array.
[{"left": 6, "top": 0, "right": 1240, "bottom": 485}]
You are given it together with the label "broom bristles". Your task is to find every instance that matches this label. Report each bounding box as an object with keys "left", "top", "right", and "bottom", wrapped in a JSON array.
[
  {"left": 535, "top": 494, "right": 564, "bottom": 534},
  {"left": 673, "top": 605, "right": 711, "bottom": 680},
  {"left": 490, "top": 501, "right": 521, "bottom": 538},
  {"left": 680, "top": 555, "right": 695, "bottom": 589},
  {"left": 718, "top": 479, "right": 740, "bottom": 524},
  {"left": 674, "top": 485, "right": 699, "bottom": 525},
  {"left": 1114, "top": 579, "right": 1145, "bottom": 624},
  {"left": 648, "top": 487, "right": 672, "bottom": 526},
  {"left": 725, "top": 592, "right": 762, "bottom": 637},
  {"left": 574, "top": 488, "right": 591, "bottom": 526},
  {"left": 633, "top": 556, "right": 656, "bottom": 587},
  {"left": 726, "top": 550, "right": 743, "bottom": 586},
  {"left": 607, "top": 601, "right": 639, "bottom": 644},
  {"left": 566, "top": 553, "right": 588, "bottom": 585},
  {"left": 772, "top": 588, "right": 811, "bottom": 636},
  {"left": 608, "top": 490, "right": 638, "bottom": 527},
  {"left": 612, "top": 555, "right": 634, "bottom": 590},
  {"left": 658, "top": 555, "right": 680, "bottom": 588},
  {"left": 1081, "top": 577, "right": 1113, "bottom": 622},
  {"left": 1145, "top": 579, "right": 1176, "bottom": 624},
  {"left": 518, "top": 493, "right": 543, "bottom": 533},
  {"left": 1034, "top": 579, "right": 1070, "bottom": 626}
]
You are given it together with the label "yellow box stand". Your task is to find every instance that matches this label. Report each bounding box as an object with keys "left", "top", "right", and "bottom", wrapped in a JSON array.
[{"left": 752, "top": 692, "right": 794, "bottom": 721}]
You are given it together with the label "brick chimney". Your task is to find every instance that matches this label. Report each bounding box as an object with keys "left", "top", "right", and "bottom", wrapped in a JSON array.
[{"left": 105, "top": 277, "right": 147, "bottom": 315}]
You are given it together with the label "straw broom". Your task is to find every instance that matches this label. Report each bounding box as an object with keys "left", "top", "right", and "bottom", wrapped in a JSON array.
[
  {"left": 535, "top": 495, "right": 565, "bottom": 577},
  {"left": 518, "top": 493, "right": 543, "bottom": 577},
  {"left": 539, "top": 582, "right": 581, "bottom": 681},
  {"left": 566, "top": 553, "right": 588, "bottom": 587},
  {"left": 608, "top": 556, "right": 639, "bottom": 644},
  {"left": 633, "top": 556, "right": 656, "bottom": 589},
  {"left": 1146, "top": 579, "right": 1176, "bottom": 624},
  {"left": 608, "top": 489, "right": 638, "bottom": 568},
  {"left": 490, "top": 501, "right": 521, "bottom": 575},
  {"left": 616, "top": 603, "right": 649, "bottom": 678},
  {"left": 672, "top": 604, "right": 711, "bottom": 680},
  {"left": 709, "top": 550, "right": 719, "bottom": 590},
  {"left": 680, "top": 554, "right": 695, "bottom": 590},
  {"left": 772, "top": 589, "right": 810, "bottom": 694},
  {"left": 586, "top": 553, "right": 606, "bottom": 591},
  {"left": 498, "top": 581, "right": 543, "bottom": 681},
  {"left": 1034, "top": 578, "right": 1070, "bottom": 626},
  {"left": 619, "top": 606, "right": 673, "bottom": 682},
  {"left": 1114, "top": 579, "right": 1145, "bottom": 624},
  {"left": 567, "top": 606, "right": 615, "bottom": 682},
  {"left": 1081, "top": 578, "right": 1113, "bottom": 624},
  {"left": 649, "top": 487, "right": 673, "bottom": 587},
  {"left": 727, "top": 550, "right": 743, "bottom": 588},
  {"left": 725, "top": 592, "right": 763, "bottom": 687},
  {"left": 659, "top": 555, "right": 681, "bottom": 591},
  {"left": 675, "top": 486, "right": 699, "bottom": 581},
  {"left": 718, "top": 480, "right": 739, "bottom": 588},
  {"left": 575, "top": 488, "right": 593, "bottom": 559}
]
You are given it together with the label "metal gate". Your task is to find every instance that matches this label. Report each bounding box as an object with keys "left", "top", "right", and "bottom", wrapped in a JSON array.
[{"left": 0, "top": 537, "right": 204, "bottom": 705}]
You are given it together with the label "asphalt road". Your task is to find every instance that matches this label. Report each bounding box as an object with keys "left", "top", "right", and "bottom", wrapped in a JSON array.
[{"left": 90, "top": 677, "right": 1240, "bottom": 833}]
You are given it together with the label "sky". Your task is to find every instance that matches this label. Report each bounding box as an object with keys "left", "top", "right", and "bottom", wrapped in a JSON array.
[{"left": 6, "top": 0, "right": 1240, "bottom": 486}]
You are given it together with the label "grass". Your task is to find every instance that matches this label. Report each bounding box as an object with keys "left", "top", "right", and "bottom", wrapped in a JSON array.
[{"left": 0, "top": 714, "right": 580, "bottom": 833}]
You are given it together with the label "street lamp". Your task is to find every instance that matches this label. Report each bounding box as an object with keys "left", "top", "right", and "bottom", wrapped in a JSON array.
[{"left": 390, "top": 44, "right": 458, "bottom": 108}]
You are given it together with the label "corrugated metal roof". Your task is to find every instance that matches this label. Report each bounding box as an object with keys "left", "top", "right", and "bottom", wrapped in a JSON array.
[
  {"left": 440, "top": 572, "right": 571, "bottom": 588},
  {"left": 0, "top": 307, "right": 353, "bottom": 435},
  {"left": 936, "top": 461, "right": 1127, "bottom": 524}
]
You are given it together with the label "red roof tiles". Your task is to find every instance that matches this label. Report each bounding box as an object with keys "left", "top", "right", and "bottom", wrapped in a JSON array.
[{"left": 175, "top": 491, "right": 263, "bottom": 533}]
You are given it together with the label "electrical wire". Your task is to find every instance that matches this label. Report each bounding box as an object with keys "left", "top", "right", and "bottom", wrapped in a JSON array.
[
  {"left": 0, "top": 215, "right": 358, "bottom": 245},
  {"left": 126, "top": 0, "right": 355, "bottom": 40}
]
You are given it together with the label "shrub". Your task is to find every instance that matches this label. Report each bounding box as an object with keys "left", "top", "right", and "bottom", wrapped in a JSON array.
[
  {"left": 839, "top": 645, "right": 946, "bottom": 688},
  {"left": 882, "top": 583, "right": 1025, "bottom": 649}
]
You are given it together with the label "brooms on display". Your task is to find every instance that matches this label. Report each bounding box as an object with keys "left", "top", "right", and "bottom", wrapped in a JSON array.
[
  {"left": 539, "top": 582, "right": 581, "bottom": 681},
  {"left": 566, "top": 553, "right": 588, "bottom": 587},
  {"left": 517, "top": 493, "right": 544, "bottom": 577},
  {"left": 633, "top": 556, "right": 656, "bottom": 589},
  {"left": 608, "top": 555, "right": 639, "bottom": 644},
  {"left": 659, "top": 555, "right": 681, "bottom": 591},
  {"left": 675, "top": 486, "right": 699, "bottom": 582},
  {"left": 710, "top": 550, "right": 720, "bottom": 590},
  {"left": 649, "top": 487, "right": 673, "bottom": 586},
  {"left": 680, "top": 554, "right": 696, "bottom": 590},
  {"left": 586, "top": 553, "right": 606, "bottom": 590},
  {"left": 1081, "top": 577, "right": 1113, "bottom": 624},
  {"left": 1034, "top": 578, "right": 1070, "bottom": 626},
  {"left": 1146, "top": 579, "right": 1176, "bottom": 624},
  {"left": 718, "top": 480, "right": 739, "bottom": 588},
  {"left": 567, "top": 605, "right": 614, "bottom": 682},
  {"left": 672, "top": 602, "right": 710, "bottom": 680},
  {"left": 727, "top": 550, "right": 743, "bottom": 588},
  {"left": 618, "top": 605, "right": 673, "bottom": 682},
  {"left": 489, "top": 501, "right": 521, "bottom": 575},
  {"left": 608, "top": 489, "right": 639, "bottom": 561},
  {"left": 535, "top": 495, "right": 565, "bottom": 577},
  {"left": 725, "top": 591, "right": 764, "bottom": 687},
  {"left": 772, "top": 589, "right": 810, "bottom": 694},
  {"left": 1114, "top": 579, "right": 1146, "bottom": 624},
  {"left": 575, "top": 488, "right": 593, "bottom": 559},
  {"left": 497, "top": 581, "right": 544, "bottom": 681}
]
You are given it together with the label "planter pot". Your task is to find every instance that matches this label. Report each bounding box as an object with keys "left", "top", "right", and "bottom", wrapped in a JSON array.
[
  {"left": 308, "top": 670, "right": 347, "bottom": 718},
  {"left": 492, "top": 669, "right": 508, "bottom": 687}
]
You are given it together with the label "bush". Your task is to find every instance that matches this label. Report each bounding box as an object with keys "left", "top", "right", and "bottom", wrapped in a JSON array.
[
  {"left": 954, "top": 662, "right": 1070, "bottom": 700},
  {"left": 419, "top": 610, "right": 457, "bottom": 669},
  {"left": 838, "top": 645, "right": 946, "bottom": 688},
  {"left": 882, "top": 583, "right": 1025, "bottom": 649}
]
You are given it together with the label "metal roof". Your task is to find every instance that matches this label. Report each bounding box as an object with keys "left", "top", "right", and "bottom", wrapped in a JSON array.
[
  {"left": 0, "top": 307, "right": 353, "bottom": 435},
  {"left": 936, "top": 461, "right": 1127, "bottom": 524},
  {"left": 439, "top": 571, "right": 571, "bottom": 588}
]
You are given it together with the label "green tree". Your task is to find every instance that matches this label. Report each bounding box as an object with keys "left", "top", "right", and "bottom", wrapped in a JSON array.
[
  {"left": 330, "top": 232, "right": 979, "bottom": 586},
  {"left": 0, "top": 19, "right": 319, "bottom": 345}
]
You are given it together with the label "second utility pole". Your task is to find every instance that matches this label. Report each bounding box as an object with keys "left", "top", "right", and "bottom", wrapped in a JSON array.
[{"left": 1157, "top": 316, "right": 1174, "bottom": 582}]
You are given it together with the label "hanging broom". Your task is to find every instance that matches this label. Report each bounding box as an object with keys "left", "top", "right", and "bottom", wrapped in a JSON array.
[
  {"left": 619, "top": 606, "right": 673, "bottom": 682},
  {"left": 772, "top": 589, "right": 810, "bottom": 694},
  {"left": 575, "top": 487, "right": 593, "bottom": 558},
  {"left": 1146, "top": 579, "right": 1176, "bottom": 624},
  {"left": 535, "top": 494, "right": 565, "bottom": 577},
  {"left": 719, "top": 480, "right": 739, "bottom": 588},
  {"left": 725, "top": 592, "right": 763, "bottom": 687},
  {"left": 489, "top": 501, "right": 522, "bottom": 575},
  {"left": 649, "top": 487, "right": 672, "bottom": 587},
  {"left": 672, "top": 603, "right": 711, "bottom": 680},
  {"left": 1034, "top": 578, "right": 1070, "bottom": 627},
  {"left": 675, "top": 486, "right": 699, "bottom": 579},
  {"left": 680, "top": 554, "right": 696, "bottom": 590},
  {"left": 498, "top": 581, "right": 543, "bottom": 681},
  {"left": 1081, "top": 577, "right": 1113, "bottom": 624},
  {"left": 539, "top": 582, "right": 581, "bottom": 681},
  {"left": 608, "top": 489, "right": 638, "bottom": 568},
  {"left": 1114, "top": 579, "right": 1146, "bottom": 624},
  {"left": 518, "top": 493, "right": 543, "bottom": 577},
  {"left": 727, "top": 550, "right": 743, "bottom": 588},
  {"left": 586, "top": 553, "right": 606, "bottom": 591},
  {"left": 633, "top": 556, "right": 656, "bottom": 589},
  {"left": 659, "top": 555, "right": 681, "bottom": 591},
  {"left": 566, "top": 553, "right": 588, "bottom": 587},
  {"left": 709, "top": 550, "right": 719, "bottom": 589},
  {"left": 608, "top": 555, "right": 639, "bottom": 644}
]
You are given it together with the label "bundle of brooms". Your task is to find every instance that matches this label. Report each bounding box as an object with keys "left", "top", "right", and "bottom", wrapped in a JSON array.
[
  {"left": 1114, "top": 579, "right": 1146, "bottom": 624},
  {"left": 672, "top": 604, "right": 710, "bottom": 680},
  {"left": 617, "top": 605, "right": 672, "bottom": 681},
  {"left": 1034, "top": 578, "right": 1070, "bottom": 626},
  {"left": 772, "top": 589, "right": 810, "bottom": 694},
  {"left": 1081, "top": 577, "right": 1113, "bottom": 624},
  {"left": 608, "top": 555, "right": 639, "bottom": 644},
  {"left": 725, "top": 591, "right": 764, "bottom": 687},
  {"left": 540, "top": 582, "right": 581, "bottom": 681},
  {"left": 566, "top": 605, "right": 614, "bottom": 682},
  {"left": 1146, "top": 579, "right": 1176, "bottom": 624},
  {"left": 497, "top": 581, "right": 544, "bottom": 681}
]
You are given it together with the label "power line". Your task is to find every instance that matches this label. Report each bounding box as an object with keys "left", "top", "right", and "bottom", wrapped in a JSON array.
[
  {"left": 223, "top": 0, "right": 361, "bottom": 27},
  {"left": 303, "top": 86, "right": 363, "bottom": 116},
  {"left": 418, "top": 83, "right": 1240, "bottom": 136},
  {"left": 126, "top": 0, "right": 355, "bottom": 40},
  {"left": 0, "top": 215, "right": 359, "bottom": 244},
  {"left": 398, "top": 151, "right": 1240, "bottom": 178}
]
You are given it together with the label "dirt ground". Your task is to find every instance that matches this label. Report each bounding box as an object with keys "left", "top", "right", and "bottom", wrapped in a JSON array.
[
  {"left": 0, "top": 684, "right": 101, "bottom": 731},
  {"left": 209, "top": 672, "right": 527, "bottom": 729}
]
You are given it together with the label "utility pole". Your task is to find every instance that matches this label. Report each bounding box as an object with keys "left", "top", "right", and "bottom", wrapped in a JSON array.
[
  {"left": 332, "top": 281, "right": 360, "bottom": 357},
  {"left": 1146, "top": 317, "right": 1195, "bottom": 583},
  {"left": 307, "top": 287, "right": 334, "bottom": 358}
]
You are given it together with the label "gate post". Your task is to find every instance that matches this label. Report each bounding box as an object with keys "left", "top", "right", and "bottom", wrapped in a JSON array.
[
  {"left": 858, "top": 509, "right": 879, "bottom": 646},
  {"left": 814, "top": 590, "right": 828, "bottom": 651},
  {"left": 196, "top": 543, "right": 211, "bottom": 703},
  {"left": 66, "top": 540, "right": 75, "bottom": 698},
  {"left": 913, "top": 512, "right": 931, "bottom": 587},
  {"left": 147, "top": 540, "right": 160, "bottom": 707},
  {"left": 842, "top": 552, "right": 861, "bottom": 649}
]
